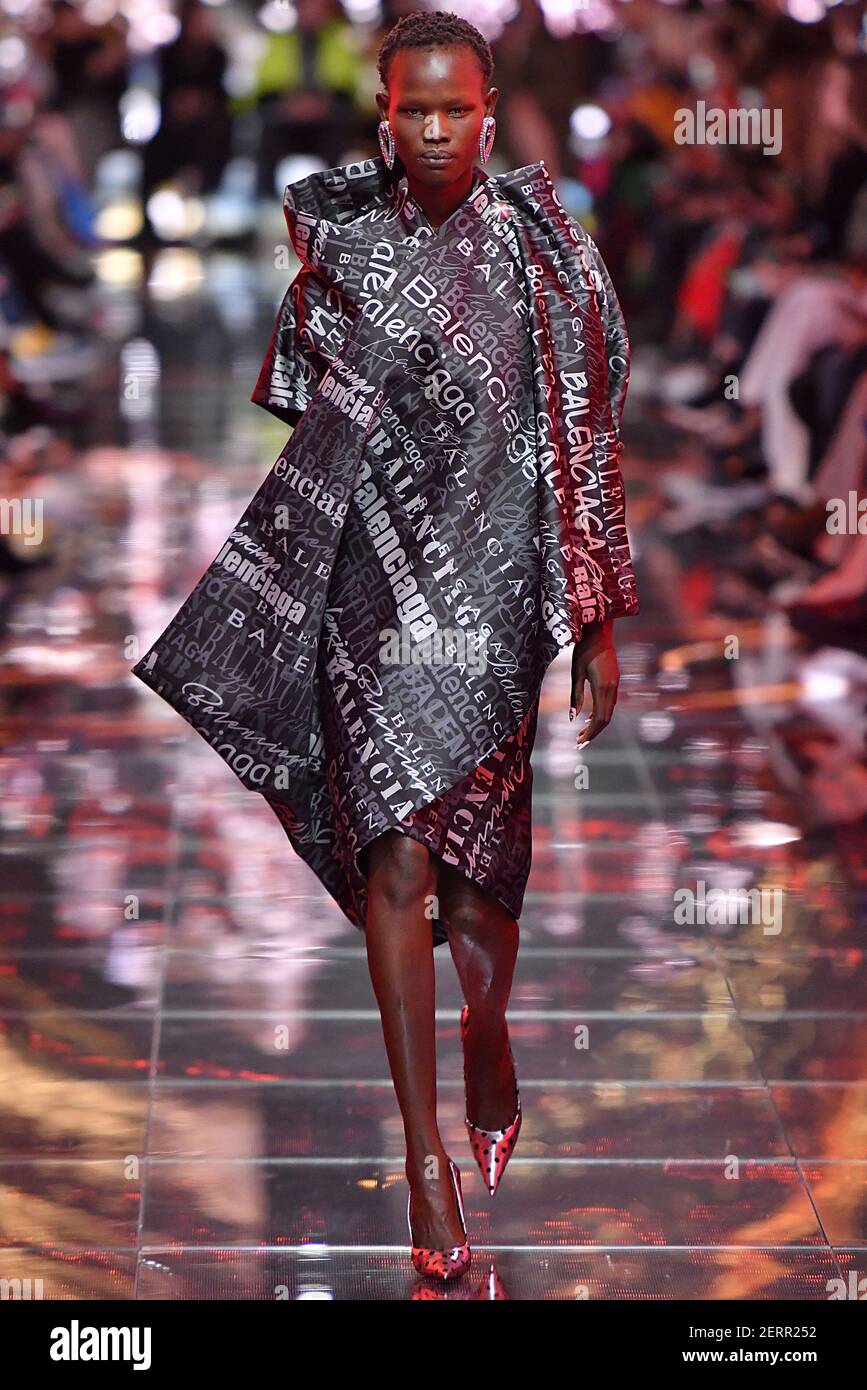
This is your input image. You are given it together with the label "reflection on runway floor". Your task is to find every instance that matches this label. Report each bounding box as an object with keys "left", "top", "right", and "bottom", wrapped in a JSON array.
[{"left": 1, "top": 257, "right": 865, "bottom": 1300}]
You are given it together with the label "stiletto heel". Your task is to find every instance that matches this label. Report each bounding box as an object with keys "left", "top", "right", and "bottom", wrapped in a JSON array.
[
  {"left": 461, "top": 1004, "right": 522, "bottom": 1196},
  {"left": 406, "top": 1156, "right": 472, "bottom": 1281}
]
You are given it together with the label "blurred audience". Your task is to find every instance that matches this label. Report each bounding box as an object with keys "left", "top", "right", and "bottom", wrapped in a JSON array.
[
  {"left": 250, "top": 0, "right": 364, "bottom": 195},
  {"left": 589, "top": 0, "right": 867, "bottom": 850},
  {"left": 143, "top": 0, "right": 232, "bottom": 202}
]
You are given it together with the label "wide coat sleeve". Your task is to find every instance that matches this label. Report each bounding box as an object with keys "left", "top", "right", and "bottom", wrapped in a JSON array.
[
  {"left": 579, "top": 231, "right": 640, "bottom": 623},
  {"left": 250, "top": 263, "right": 354, "bottom": 429},
  {"left": 593, "top": 244, "right": 630, "bottom": 445}
]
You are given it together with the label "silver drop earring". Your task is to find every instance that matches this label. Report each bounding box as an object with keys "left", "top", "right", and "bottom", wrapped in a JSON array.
[
  {"left": 378, "top": 119, "right": 396, "bottom": 170},
  {"left": 479, "top": 114, "right": 496, "bottom": 163}
]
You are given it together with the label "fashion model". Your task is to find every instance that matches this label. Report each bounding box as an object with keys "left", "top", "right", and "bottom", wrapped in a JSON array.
[{"left": 132, "top": 11, "right": 640, "bottom": 1283}]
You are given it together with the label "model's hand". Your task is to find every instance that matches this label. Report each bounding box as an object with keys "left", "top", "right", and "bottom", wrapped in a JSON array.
[{"left": 570, "top": 618, "right": 619, "bottom": 748}]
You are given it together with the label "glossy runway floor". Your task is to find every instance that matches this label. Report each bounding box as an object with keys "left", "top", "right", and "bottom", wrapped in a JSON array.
[{"left": 1, "top": 249, "right": 865, "bottom": 1300}]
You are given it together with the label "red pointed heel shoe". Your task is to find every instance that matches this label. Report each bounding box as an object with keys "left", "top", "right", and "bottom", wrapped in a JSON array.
[
  {"left": 461, "top": 1004, "right": 522, "bottom": 1196},
  {"left": 407, "top": 1155, "right": 472, "bottom": 1281}
]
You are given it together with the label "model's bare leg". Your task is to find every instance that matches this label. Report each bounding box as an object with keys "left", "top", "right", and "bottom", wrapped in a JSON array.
[
  {"left": 438, "top": 862, "right": 520, "bottom": 1130},
  {"left": 361, "top": 829, "right": 465, "bottom": 1249}
]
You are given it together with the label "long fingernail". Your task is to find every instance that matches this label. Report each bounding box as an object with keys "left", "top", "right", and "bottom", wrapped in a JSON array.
[{"left": 576, "top": 740, "right": 588, "bottom": 750}]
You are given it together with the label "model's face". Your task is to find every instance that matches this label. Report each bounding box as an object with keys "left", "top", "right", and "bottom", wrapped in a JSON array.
[{"left": 377, "top": 45, "right": 497, "bottom": 186}]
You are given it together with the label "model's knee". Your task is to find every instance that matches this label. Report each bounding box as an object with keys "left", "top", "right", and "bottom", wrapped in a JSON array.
[
  {"left": 444, "top": 890, "right": 518, "bottom": 946},
  {"left": 367, "top": 832, "right": 435, "bottom": 908},
  {"left": 444, "top": 898, "right": 488, "bottom": 939}
]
